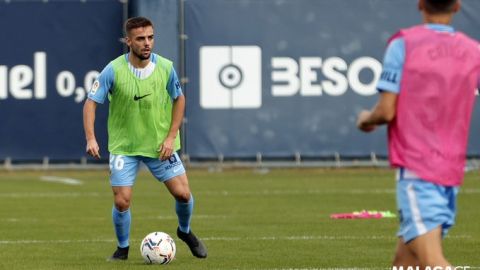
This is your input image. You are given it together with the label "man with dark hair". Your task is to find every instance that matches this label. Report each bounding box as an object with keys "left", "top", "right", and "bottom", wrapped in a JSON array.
[
  {"left": 357, "top": 0, "right": 480, "bottom": 268},
  {"left": 83, "top": 16, "right": 207, "bottom": 261},
  {"left": 423, "top": 0, "right": 457, "bottom": 14},
  {"left": 124, "top": 16, "right": 153, "bottom": 35}
]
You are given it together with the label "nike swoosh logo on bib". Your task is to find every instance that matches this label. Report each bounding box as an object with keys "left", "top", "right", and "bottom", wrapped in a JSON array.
[{"left": 133, "top": 93, "right": 152, "bottom": 101}]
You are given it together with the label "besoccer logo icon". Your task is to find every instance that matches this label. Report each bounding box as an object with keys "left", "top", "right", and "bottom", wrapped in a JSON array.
[{"left": 200, "top": 46, "right": 262, "bottom": 109}]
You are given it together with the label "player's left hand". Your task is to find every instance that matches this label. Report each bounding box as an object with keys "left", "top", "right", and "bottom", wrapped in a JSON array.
[
  {"left": 356, "top": 110, "right": 376, "bottom": 132},
  {"left": 158, "top": 137, "right": 175, "bottom": 161}
]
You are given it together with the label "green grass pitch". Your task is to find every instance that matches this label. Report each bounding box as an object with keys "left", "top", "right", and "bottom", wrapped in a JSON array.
[{"left": 0, "top": 168, "right": 479, "bottom": 269}]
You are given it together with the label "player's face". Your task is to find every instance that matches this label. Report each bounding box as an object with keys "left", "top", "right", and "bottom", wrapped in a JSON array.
[{"left": 126, "top": 26, "right": 154, "bottom": 61}]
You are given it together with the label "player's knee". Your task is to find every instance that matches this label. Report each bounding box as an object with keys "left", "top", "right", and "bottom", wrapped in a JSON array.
[
  {"left": 420, "top": 255, "right": 449, "bottom": 268},
  {"left": 392, "top": 253, "right": 402, "bottom": 266},
  {"left": 175, "top": 191, "right": 191, "bottom": 203},
  {"left": 392, "top": 253, "right": 418, "bottom": 267},
  {"left": 114, "top": 197, "right": 131, "bottom": 211},
  {"left": 413, "top": 247, "right": 448, "bottom": 267},
  {"left": 392, "top": 250, "right": 409, "bottom": 266}
]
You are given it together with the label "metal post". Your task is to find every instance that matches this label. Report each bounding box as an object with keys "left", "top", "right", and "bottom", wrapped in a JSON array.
[
  {"left": 42, "top": 156, "right": 49, "bottom": 170},
  {"left": 370, "top": 151, "right": 378, "bottom": 166},
  {"left": 295, "top": 152, "right": 301, "bottom": 165},
  {"left": 4, "top": 157, "right": 12, "bottom": 170},
  {"left": 334, "top": 152, "right": 341, "bottom": 168},
  {"left": 178, "top": 0, "right": 188, "bottom": 158}
]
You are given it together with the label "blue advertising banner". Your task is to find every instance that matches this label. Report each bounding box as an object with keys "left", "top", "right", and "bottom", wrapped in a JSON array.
[
  {"left": 0, "top": 0, "right": 124, "bottom": 160},
  {"left": 2, "top": 0, "right": 480, "bottom": 162},
  {"left": 183, "top": 0, "right": 480, "bottom": 159}
]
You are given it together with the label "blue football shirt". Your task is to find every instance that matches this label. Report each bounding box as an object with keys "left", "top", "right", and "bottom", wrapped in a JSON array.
[{"left": 88, "top": 53, "right": 183, "bottom": 104}]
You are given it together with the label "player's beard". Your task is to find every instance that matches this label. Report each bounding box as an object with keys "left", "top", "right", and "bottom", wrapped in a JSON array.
[{"left": 131, "top": 48, "right": 151, "bottom": 61}]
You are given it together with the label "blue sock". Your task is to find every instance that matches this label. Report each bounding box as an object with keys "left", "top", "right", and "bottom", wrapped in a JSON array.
[
  {"left": 112, "top": 206, "right": 131, "bottom": 248},
  {"left": 176, "top": 195, "right": 194, "bottom": 234}
]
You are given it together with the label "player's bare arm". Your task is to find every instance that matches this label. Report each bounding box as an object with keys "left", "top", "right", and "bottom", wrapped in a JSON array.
[
  {"left": 357, "top": 91, "right": 397, "bottom": 132},
  {"left": 83, "top": 99, "right": 101, "bottom": 159},
  {"left": 158, "top": 94, "right": 185, "bottom": 160}
]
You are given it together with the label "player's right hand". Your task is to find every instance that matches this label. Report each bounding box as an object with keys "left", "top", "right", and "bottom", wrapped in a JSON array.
[
  {"left": 356, "top": 110, "right": 377, "bottom": 133},
  {"left": 86, "top": 139, "right": 101, "bottom": 159}
]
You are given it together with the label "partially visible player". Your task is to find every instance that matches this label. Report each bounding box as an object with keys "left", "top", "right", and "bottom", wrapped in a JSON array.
[
  {"left": 357, "top": 0, "right": 480, "bottom": 268},
  {"left": 83, "top": 17, "right": 207, "bottom": 261}
]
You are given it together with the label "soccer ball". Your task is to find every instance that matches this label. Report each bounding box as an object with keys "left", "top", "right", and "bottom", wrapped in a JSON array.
[{"left": 140, "top": 232, "right": 176, "bottom": 264}]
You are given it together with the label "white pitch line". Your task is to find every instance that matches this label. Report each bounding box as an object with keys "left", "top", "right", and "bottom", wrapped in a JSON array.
[
  {"left": 0, "top": 235, "right": 471, "bottom": 245},
  {"left": 0, "top": 239, "right": 115, "bottom": 244},
  {"left": 201, "top": 235, "right": 472, "bottom": 241},
  {"left": 138, "top": 214, "right": 228, "bottom": 220},
  {"left": 0, "top": 192, "right": 101, "bottom": 198},
  {"left": 1, "top": 218, "right": 39, "bottom": 222},
  {"left": 251, "top": 268, "right": 386, "bottom": 270},
  {"left": 210, "top": 267, "right": 478, "bottom": 270},
  {"left": 0, "top": 215, "right": 227, "bottom": 222},
  {"left": 58, "top": 214, "right": 228, "bottom": 221},
  {"left": 40, "top": 176, "right": 83, "bottom": 186},
  {"left": 197, "top": 189, "right": 396, "bottom": 196},
  {"left": 1, "top": 189, "right": 479, "bottom": 198},
  {"left": 196, "top": 188, "right": 480, "bottom": 196}
]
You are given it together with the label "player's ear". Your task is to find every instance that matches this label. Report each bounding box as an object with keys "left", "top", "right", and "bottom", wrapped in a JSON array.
[
  {"left": 452, "top": 0, "right": 461, "bottom": 13},
  {"left": 417, "top": 0, "right": 425, "bottom": 12}
]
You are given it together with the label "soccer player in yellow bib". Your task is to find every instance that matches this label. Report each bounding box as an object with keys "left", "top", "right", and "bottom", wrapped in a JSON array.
[{"left": 83, "top": 16, "right": 207, "bottom": 261}]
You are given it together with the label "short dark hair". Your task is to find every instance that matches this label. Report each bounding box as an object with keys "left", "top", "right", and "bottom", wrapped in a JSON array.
[
  {"left": 124, "top": 17, "right": 153, "bottom": 35},
  {"left": 424, "top": 0, "right": 457, "bottom": 14}
]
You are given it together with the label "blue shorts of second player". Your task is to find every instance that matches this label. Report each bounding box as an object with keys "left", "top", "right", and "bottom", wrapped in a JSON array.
[
  {"left": 396, "top": 168, "right": 458, "bottom": 243},
  {"left": 109, "top": 152, "right": 186, "bottom": 186}
]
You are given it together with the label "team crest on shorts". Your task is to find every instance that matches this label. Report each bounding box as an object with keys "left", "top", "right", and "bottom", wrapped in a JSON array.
[
  {"left": 165, "top": 155, "right": 181, "bottom": 171},
  {"left": 168, "top": 155, "right": 178, "bottom": 164}
]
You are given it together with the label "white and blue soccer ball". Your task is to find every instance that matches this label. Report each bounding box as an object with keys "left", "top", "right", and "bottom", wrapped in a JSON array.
[{"left": 140, "top": 232, "right": 176, "bottom": 264}]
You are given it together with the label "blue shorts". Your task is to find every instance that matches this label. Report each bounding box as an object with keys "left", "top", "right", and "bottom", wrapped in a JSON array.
[
  {"left": 109, "top": 152, "right": 186, "bottom": 187},
  {"left": 396, "top": 168, "right": 458, "bottom": 243}
]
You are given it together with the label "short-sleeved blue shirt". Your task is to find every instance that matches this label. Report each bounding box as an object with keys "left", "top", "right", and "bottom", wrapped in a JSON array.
[{"left": 88, "top": 53, "right": 183, "bottom": 104}]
